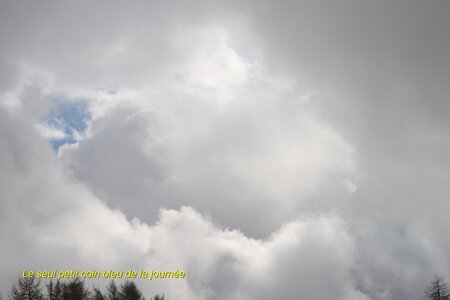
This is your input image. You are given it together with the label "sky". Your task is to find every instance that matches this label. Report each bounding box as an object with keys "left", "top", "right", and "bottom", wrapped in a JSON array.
[{"left": 1, "top": 1, "right": 450, "bottom": 299}]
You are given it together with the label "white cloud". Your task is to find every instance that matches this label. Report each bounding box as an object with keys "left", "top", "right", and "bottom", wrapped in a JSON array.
[
  {"left": 0, "top": 106, "right": 364, "bottom": 299},
  {"left": 2, "top": 1, "right": 450, "bottom": 300},
  {"left": 35, "top": 123, "right": 67, "bottom": 140}
]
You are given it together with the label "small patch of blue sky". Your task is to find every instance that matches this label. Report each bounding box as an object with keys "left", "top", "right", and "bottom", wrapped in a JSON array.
[{"left": 41, "top": 100, "right": 91, "bottom": 151}]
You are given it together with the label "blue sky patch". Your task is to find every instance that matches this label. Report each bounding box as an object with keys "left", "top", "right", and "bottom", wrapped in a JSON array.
[{"left": 42, "top": 100, "right": 91, "bottom": 151}]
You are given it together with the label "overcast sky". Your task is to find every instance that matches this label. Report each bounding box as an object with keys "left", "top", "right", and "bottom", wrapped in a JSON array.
[{"left": 1, "top": 1, "right": 450, "bottom": 299}]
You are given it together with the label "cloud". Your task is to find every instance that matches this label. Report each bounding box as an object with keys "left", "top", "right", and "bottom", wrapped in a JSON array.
[
  {"left": 0, "top": 106, "right": 364, "bottom": 300},
  {"left": 59, "top": 80, "right": 357, "bottom": 236},
  {"left": 1, "top": 1, "right": 450, "bottom": 300}
]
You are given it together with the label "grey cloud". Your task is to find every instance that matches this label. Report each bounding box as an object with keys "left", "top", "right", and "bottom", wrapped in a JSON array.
[
  {"left": 2, "top": 1, "right": 450, "bottom": 300},
  {"left": 234, "top": 1, "right": 450, "bottom": 298}
]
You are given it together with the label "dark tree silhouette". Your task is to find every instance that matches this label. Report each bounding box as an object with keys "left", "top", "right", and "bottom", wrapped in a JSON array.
[
  {"left": 10, "top": 277, "right": 166, "bottom": 300},
  {"left": 92, "top": 288, "right": 105, "bottom": 300},
  {"left": 118, "top": 282, "right": 143, "bottom": 300},
  {"left": 427, "top": 276, "right": 450, "bottom": 300},
  {"left": 46, "top": 280, "right": 62, "bottom": 300},
  {"left": 105, "top": 282, "right": 120, "bottom": 300},
  {"left": 9, "top": 277, "right": 44, "bottom": 300},
  {"left": 61, "top": 279, "right": 89, "bottom": 300}
]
